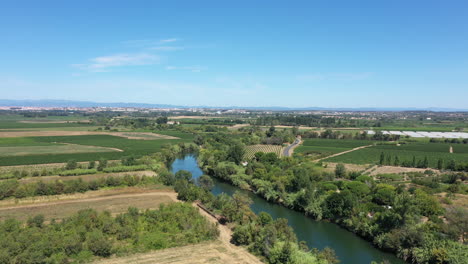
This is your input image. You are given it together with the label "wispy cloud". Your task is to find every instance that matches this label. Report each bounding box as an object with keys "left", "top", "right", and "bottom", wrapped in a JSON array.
[
  {"left": 159, "top": 38, "right": 179, "bottom": 43},
  {"left": 297, "top": 72, "right": 373, "bottom": 81},
  {"left": 166, "top": 65, "right": 205, "bottom": 72},
  {"left": 73, "top": 53, "right": 160, "bottom": 72},
  {"left": 150, "top": 46, "right": 184, "bottom": 51}
]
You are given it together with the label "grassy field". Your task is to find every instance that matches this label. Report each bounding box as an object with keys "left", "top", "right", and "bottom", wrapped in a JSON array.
[
  {"left": 325, "top": 141, "right": 468, "bottom": 167},
  {"left": 0, "top": 131, "right": 193, "bottom": 165},
  {"left": 296, "top": 139, "right": 373, "bottom": 157},
  {"left": 244, "top": 144, "right": 283, "bottom": 159}
]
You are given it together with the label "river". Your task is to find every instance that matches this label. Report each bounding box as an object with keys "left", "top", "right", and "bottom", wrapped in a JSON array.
[{"left": 171, "top": 155, "right": 404, "bottom": 264}]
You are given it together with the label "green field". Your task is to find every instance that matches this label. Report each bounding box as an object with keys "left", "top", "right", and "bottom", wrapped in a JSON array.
[
  {"left": 0, "top": 131, "right": 194, "bottom": 165},
  {"left": 0, "top": 144, "right": 120, "bottom": 157},
  {"left": 296, "top": 139, "right": 373, "bottom": 156},
  {"left": 324, "top": 141, "right": 468, "bottom": 167}
]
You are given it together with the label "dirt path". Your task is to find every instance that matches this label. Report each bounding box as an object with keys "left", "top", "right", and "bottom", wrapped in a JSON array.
[
  {"left": 314, "top": 144, "right": 373, "bottom": 162},
  {"left": 192, "top": 204, "right": 263, "bottom": 264}
]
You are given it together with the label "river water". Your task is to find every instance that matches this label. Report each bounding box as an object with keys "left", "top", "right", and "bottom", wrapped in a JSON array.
[{"left": 171, "top": 155, "right": 404, "bottom": 264}]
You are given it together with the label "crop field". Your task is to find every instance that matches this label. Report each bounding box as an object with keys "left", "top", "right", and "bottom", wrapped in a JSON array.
[
  {"left": 0, "top": 130, "right": 180, "bottom": 139},
  {"left": 0, "top": 132, "right": 193, "bottom": 165},
  {"left": 296, "top": 139, "right": 373, "bottom": 157},
  {"left": 324, "top": 142, "right": 468, "bottom": 167},
  {"left": 244, "top": 144, "right": 283, "bottom": 159},
  {"left": 0, "top": 144, "right": 120, "bottom": 157}
]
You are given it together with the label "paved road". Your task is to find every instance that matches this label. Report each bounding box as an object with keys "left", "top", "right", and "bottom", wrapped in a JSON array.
[{"left": 283, "top": 137, "right": 302, "bottom": 157}]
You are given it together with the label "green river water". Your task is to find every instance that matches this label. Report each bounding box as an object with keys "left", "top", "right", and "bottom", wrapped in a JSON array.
[{"left": 171, "top": 155, "right": 405, "bottom": 264}]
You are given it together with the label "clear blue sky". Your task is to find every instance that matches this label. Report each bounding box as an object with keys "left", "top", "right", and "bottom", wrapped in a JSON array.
[{"left": 1, "top": 0, "right": 467, "bottom": 108}]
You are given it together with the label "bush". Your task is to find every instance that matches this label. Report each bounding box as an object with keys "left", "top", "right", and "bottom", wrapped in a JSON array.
[
  {"left": 59, "top": 169, "right": 98, "bottom": 176},
  {"left": 102, "top": 165, "right": 148, "bottom": 173}
]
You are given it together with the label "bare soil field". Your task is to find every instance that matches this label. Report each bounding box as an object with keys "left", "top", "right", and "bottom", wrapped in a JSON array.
[
  {"left": 93, "top": 240, "right": 261, "bottom": 264},
  {"left": 19, "top": 170, "right": 156, "bottom": 183},
  {"left": 0, "top": 187, "right": 176, "bottom": 221},
  {"left": 323, "top": 162, "right": 369, "bottom": 173},
  {"left": 0, "top": 131, "right": 179, "bottom": 139}
]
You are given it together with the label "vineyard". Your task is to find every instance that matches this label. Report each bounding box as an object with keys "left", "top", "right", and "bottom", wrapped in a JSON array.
[
  {"left": 324, "top": 143, "right": 468, "bottom": 168},
  {"left": 244, "top": 144, "right": 284, "bottom": 160}
]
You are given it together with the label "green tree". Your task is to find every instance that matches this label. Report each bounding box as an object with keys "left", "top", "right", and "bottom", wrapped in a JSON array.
[
  {"left": 437, "top": 159, "right": 443, "bottom": 170},
  {"left": 65, "top": 159, "right": 78, "bottom": 170},
  {"left": 97, "top": 158, "right": 108, "bottom": 171},
  {"left": 228, "top": 144, "right": 245, "bottom": 165},
  {"left": 379, "top": 152, "right": 385, "bottom": 165},
  {"left": 334, "top": 163, "right": 346, "bottom": 178},
  {"left": 198, "top": 175, "right": 214, "bottom": 191}
]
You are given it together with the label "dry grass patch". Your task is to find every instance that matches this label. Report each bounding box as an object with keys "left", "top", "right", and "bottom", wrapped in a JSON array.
[
  {"left": 323, "top": 162, "right": 369, "bottom": 173},
  {"left": 0, "top": 187, "right": 176, "bottom": 221},
  {"left": 93, "top": 240, "right": 260, "bottom": 264}
]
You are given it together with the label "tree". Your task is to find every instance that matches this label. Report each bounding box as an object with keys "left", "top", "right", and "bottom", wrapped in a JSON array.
[
  {"left": 335, "top": 164, "right": 346, "bottom": 178},
  {"left": 121, "top": 155, "right": 137, "bottom": 166},
  {"left": 97, "top": 158, "right": 108, "bottom": 171},
  {"left": 27, "top": 215, "right": 45, "bottom": 228},
  {"left": 379, "top": 152, "right": 385, "bottom": 165},
  {"left": 85, "top": 230, "right": 112, "bottom": 257},
  {"left": 266, "top": 126, "right": 276, "bottom": 137},
  {"left": 443, "top": 207, "right": 468, "bottom": 243},
  {"left": 446, "top": 159, "right": 456, "bottom": 170},
  {"left": 437, "top": 159, "right": 443, "bottom": 170},
  {"left": 232, "top": 191, "right": 254, "bottom": 223},
  {"left": 198, "top": 175, "right": 214, "bottom": 191},
  {"left": 323, "top": 190, "right": 357, "bottom": 219},
  {"left": 88, "top": 161, "right": 96, "bottom": 169},
  {"left": 394, "top": 156, "right": 400, "bottom": 166},
  {"left": 65, "top": 159, "right": 78, "bottom": 170},
  {"left": 175, "top": 170, "right": 192, "bottom": 181},
  {"left": 228, "top": 144, "right": 245, "bottom": 165}
]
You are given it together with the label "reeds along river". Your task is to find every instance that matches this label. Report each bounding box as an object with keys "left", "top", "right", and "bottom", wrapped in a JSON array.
[{"left": 171, "top": 155, "right": 405, "bottom": 264}]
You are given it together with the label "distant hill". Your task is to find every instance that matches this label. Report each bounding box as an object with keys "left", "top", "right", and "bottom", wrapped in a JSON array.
[{"left": 0, "top": 99, "right": 467, "bottom": 112}]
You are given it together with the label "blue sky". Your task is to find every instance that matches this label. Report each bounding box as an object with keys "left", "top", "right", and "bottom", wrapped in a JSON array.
[{"left": 1, "top": 0, "right": 467, "bottom": 108}]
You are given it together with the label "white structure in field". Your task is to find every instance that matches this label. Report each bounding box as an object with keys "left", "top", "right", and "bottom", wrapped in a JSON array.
[{"left": 366, "top": 130, "right": 468, "bottom": 139}]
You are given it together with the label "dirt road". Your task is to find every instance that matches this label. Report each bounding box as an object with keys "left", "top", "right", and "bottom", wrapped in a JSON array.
[{"left": 314, "top": 144, "right": 373, "bottom": 162}]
